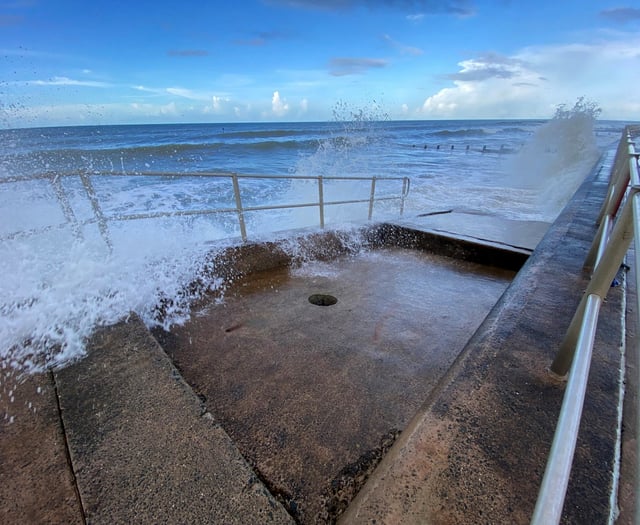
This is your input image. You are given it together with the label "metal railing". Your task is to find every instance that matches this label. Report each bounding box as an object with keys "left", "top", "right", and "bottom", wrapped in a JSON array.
[
  {"left": 1, "top": 171, "right": 411, "bottom": 248},
  {"left": 531, "top": 127, "right": 640, "bottom": 524}
]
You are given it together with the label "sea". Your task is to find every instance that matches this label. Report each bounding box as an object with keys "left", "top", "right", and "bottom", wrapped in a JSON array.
[{"left": 0, "top": 114, "right": 627, "bottom": 399}]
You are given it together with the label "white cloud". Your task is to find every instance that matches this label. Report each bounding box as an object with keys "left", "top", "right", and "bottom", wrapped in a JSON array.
[
  {"left": 28, "top": 76, "right": 110, "bottom": 88},
  {"left": 129, "top": 101, "right": 178, "bottom": 117},
  {"left": 419, "top": 33, "right": 640, "bottom": 119},
  {"left": 271, "top": 91, "right": 290, "bottom": 116},
  {"left": 406, "top": 13, "right": 424, "bottom": 23},
  {"left": 132, "top": 85, "right": 160, "bottom": 93},
  {"left": 166, "top": 87, "right": 208, "bottom": 101},
  {"left": 382, "top": 34, "right": 423, "bottom": 56},
  {"left": 211, "top": 95, "right": 230, "bottom": 112},
  {"left": 160, "top": 102, "right": 178, "bottom": 115}
]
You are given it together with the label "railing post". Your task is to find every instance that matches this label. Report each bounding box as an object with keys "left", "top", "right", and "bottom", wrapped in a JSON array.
[
  {"left": 368, "top": 177, "right": 377, "bottom": 220},
  {"left": 401, "top": 177, "right": 410, "bottom": 216},
  {"left": 79, "top": 172, "right": 112, "bottom": 253},
  {"left": 318, "top": 175, "right": 325, "bottom": 229},
  {"left": 50, "top": 174, "right": 83, "bottom": 241},
  {"left": 231, "top": 173, "right": 247, "bottom": 242}
]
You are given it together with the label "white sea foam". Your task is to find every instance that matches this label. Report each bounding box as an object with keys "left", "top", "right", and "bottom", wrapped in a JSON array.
[{"left": 0, "top": 218, "right": 225, "bottom": 374}]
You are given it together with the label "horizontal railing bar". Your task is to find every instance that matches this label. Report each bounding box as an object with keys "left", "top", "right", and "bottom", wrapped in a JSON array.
[
  {"left": 321, "top": 196, "right": 400, "bottom": 207},
  {"left": 3, "top": 194, "right": 404, "bottom": 237},
  {"left": 0, "top": 171, "right": 407, "bottom": 183},
  {"left": 101, "top": 208, "right": 240, "bottom": 222},
  {"left": 532, "top": 293, "right": 602, "bottom": 525},
  {"left": 0, "top": 173, "right": 60, "bottom": 183},
  {"left": 1, "top": 223, "right": 67, "bottom": 241},
  {"left": 81, "top": 195, "right": 405, "bottom": 224}
]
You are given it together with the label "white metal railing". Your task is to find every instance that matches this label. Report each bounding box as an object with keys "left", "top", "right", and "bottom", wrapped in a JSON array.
[
  {"left": 1, "top": 171, "right": 410, "bottom": 248},
  {"left": 531, "top": 127, "right": 640, "bottom": 524}
]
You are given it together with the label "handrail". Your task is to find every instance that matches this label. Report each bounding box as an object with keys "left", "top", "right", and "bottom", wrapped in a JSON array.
[
  {"left": 531, "top": 293, "right": 602, "bottom": 524},
  {"left": 531, "top": 127, "right": 640, "bottom": 524},
  {"left": 1, "top": 170, "right": 410, "bottom": 247}
]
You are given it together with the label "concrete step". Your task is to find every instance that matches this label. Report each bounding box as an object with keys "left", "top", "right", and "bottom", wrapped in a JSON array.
[
  {"left": 54, "top": 314, "right": 294, "bottom": 524},
  {"left": 1, "top": 314, "right": 294, "bottom": 525}
]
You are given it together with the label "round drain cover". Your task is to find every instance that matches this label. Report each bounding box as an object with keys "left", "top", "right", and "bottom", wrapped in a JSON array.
[{"left": 308, "top": 294, "right": 338, "bottom": 306}]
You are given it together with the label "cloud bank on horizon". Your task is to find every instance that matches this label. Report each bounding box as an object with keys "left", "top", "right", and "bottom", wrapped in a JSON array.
[{"left": 0, "top": 0, "right": 639, "bottom": 127}]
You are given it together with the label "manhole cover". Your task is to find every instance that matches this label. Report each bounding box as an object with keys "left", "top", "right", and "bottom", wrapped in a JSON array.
[{"left": 308, "top": 294, "right": 338, "bottom": 306}]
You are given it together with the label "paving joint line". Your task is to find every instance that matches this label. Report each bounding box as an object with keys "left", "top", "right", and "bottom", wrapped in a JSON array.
[{"left": 50, "top": 369, "right": 87, "bottom": 525}]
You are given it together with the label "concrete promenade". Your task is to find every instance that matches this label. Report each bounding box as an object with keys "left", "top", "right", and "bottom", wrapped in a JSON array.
[{"left": 0, "top": 143, "right": 634, "bottom": 523}]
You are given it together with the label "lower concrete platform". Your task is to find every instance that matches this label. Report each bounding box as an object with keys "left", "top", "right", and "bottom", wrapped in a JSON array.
[
  {"left": 392, "top": 210, "right": 550, "bottom": 254},
  {"left": 0, "top": 371, "right": 82, "bottom": 524},
  {"left": 54, "top": 315, "right": 294, "bottom": 524},
  {"left": 156, "top": 247, "right": 514, "bottom": 523}
]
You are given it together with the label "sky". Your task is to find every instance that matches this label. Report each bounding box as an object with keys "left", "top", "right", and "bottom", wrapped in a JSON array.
[{"left": 1, "top": 0, "right": 639, "bottom": 127}]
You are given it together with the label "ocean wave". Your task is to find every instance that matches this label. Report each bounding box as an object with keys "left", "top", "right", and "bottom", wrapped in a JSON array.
[
  {"left": 2, "top": 139, "right": 321, "bottom": 162},
  {"left": 220, "top": 128, "right": 327, "bottom": 139},
  {"left": 429, "top": 128, "right": 492, "bottom": 137},
  {"left": 501, "top": 127, "right": 530, "bottom": 134},
  {"left": 1, "top": 116, "right": 622, "bottom": 386}
]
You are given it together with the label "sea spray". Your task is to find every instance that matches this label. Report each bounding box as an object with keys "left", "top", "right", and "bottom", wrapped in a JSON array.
[
  {"left": 405, "top": 99, "right": 608, "bottom": 223},
  {"left": 284, "top": 100, "right": 403, "bottom": 227},
  {"left": 502, "top": 97, "right": 603, "bottom": 219},
  {"left": 0, "top": 218, "right": 227, "bottom": 373}
]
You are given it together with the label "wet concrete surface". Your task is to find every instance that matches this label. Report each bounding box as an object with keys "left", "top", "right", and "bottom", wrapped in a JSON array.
[
  {"left": 54, "top": 315, "right": 294, "bottom": 525},
  {"left": 0, "top": 372, "right": 82, "bottom": 524},
  {"left": 340, "top": 148, "right": 629, "bottom": 524},
  {"left": 156, "top": 247, "right": 514, "bottom": 523}
]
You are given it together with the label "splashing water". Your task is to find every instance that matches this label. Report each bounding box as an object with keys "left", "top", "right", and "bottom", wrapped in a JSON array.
[
  {"left": 406, "top": 98, "right": 610, "bottom": 222},
  {"left": 0, "top": 101, "right": 621, "bottom": 390},
  {"left": 502, "top": 97, "right": 603, "bottom": 218}
]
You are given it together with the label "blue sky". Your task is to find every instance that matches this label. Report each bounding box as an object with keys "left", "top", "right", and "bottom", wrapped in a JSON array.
[{"left": 1, "top": 0, "right": 639, "bottom": 127}]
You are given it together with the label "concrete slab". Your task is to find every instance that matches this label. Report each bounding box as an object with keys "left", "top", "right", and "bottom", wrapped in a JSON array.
[
  {"left": 392, "top": 210, "right": 550, "bottom": 253},
  {"left": 55, "top": 314, "right": 294, "bottom": 525},
  {"left": 0, "top": 372, "right": 82, "bottom": 524},
  {"left": 156, "top": 247, "right": 514, "bottom": 523},
  {"left": 340, "top": 151, "right": 627, "bottom": 524}
]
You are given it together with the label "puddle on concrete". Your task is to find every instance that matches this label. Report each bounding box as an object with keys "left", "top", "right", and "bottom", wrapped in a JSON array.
[{"left": 155, "top": 247, "right": 514, "bottom": 523}]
